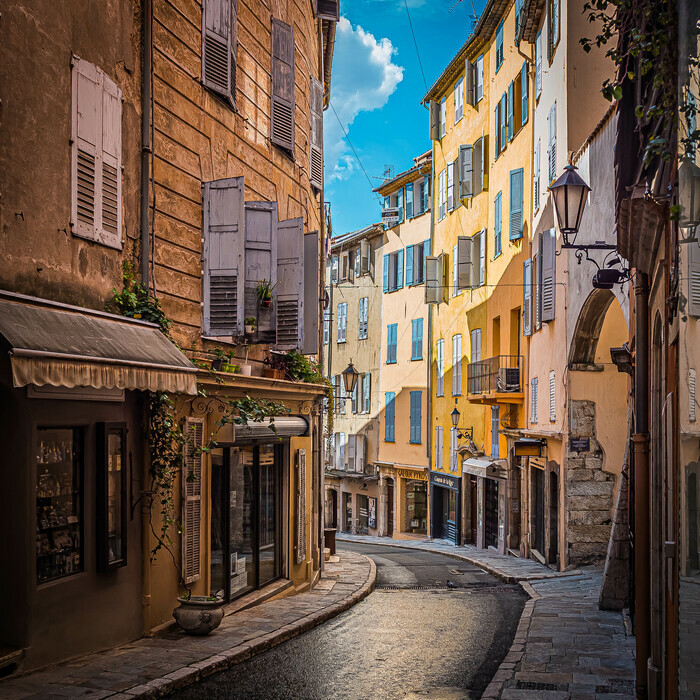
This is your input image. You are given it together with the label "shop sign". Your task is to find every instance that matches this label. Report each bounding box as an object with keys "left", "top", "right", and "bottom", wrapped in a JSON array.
[
  {"left": 430, "top": 471, "right": 460, "bottom": 489},
  {"left": 368, "top": 497, "right": 377, "bottom": 529},
  {"left": 569, "top": 437, "right": 590, "bottom": 453},
  {"left": 396, "top": 468, "right": 428, "bottom": 481},
  {"left": 382, "top": 207, "right": 399, "bottom": 224}
]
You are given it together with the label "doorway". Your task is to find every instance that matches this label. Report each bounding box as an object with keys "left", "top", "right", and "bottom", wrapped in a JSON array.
[
  {"left": 357, "top": 494, "right": 369, "bottom": 534},
  {"left": 484, "top": 479, "right": 498, "bottom": 548},
  {"left": 531, "top": 466, "right": 545, "bottom": 556},
  {"left": 343, "top": 492, "right": 352, "bottom": 532},
  {"left": 549, "top": 471, "right": 559, "bottom": 566},
  {"left": 328, "top": 489, "right": 338, "bottom": 529},
  {"left": 210, "top": 444, "right": 283, "bottom": 602},
  {"left": 387, "top": 479, "right": 394, "bottom": 536},
  {"left": 689, "top": 473, "right": 699, "bottom": 572},
  {"left": 470, "top": 477, "right": 478, "bottom": 544}
]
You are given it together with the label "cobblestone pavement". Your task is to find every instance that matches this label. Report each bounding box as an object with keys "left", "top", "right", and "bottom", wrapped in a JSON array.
[
  {"left": 0, "top": 551, "right": 375, "bottom": 700},
  {"left": 338, "top": 534, "right": 636, "bottom": 699},
  {"left": 680, "top": 578, "right": 700, "bottom": 699}
]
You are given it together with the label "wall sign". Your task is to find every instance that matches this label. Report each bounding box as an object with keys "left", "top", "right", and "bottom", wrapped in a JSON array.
[
  {"left": 396, "top": 468, "right": 428, "bottom": 481},
  {"left": 382, "top": 208, "right": 399, "bottom": 224},
  {"left": 430, "top": 471, "right": 460, "bottom": 490},
  {"left": 569, "top": 437, "right": 591, "bottom": 453}
]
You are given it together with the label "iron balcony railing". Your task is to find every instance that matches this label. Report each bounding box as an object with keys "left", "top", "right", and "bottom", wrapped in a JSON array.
[{"left": 467, "top": 355, "right": 523, "bottom": 395}]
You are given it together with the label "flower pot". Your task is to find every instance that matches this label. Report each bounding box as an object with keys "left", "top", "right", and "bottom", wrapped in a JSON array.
[
  {"left": 211, "top": 358, "right": 223, "bottom": 371},
  {"left": 263, "top": 368, "right": 285, "bottom": 380},
  {"left": 240, "top": 364, "right": 252, "bottom": 376},
  {"left": 245, "top": 324, "right": 255, "bottom": 334},
  {"left": 173, "top": 596, "right": 224, "bottom": 635},
  {"left": 260, "top": 299, "right": 272, "bottom": 309}
]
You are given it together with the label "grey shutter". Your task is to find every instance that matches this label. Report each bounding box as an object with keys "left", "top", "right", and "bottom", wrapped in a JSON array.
[
  {"left": 347, "top": 434, "right": 356, "bottom": 471},
  {"left": 244, "top": 201, "right": 278, "bottom": 323},
  {"left": 100, "top": 75, "right": 122, "bottom": 248},
  {"left": 303, "top": 231, "right": 319, "bottom": 354},
  {"left": 465, "top": 60, "right": 475, "bottom": 106},
  {"left": 429, "top": 100, "right": 440, "bottom": 140},
  {"left": 275, "top": 217, "right": 304, "bottom": 349},
  {"left": 360, "top": 238, "right": 370, "bottom": 274},
  {"left": 202, "top": 0, "right": 233, "bottom": 102},
  {"left": 310, "top": 77, "right": 323, "bottom": 190},
  {"left": 314, "top": 0, "right": 340, "bottom": 21},
  {"left": 510, "top": 169, "right": 523, "bottom": 239},
  {"left": 425, "top": 255, "right": 440, "bottom": 304},
  {"left": 182, "top": 417, "right": 203, "bottom": 584},
  {"left": 541, "top": 228, "right": 556, "bottom": 321},
  {"left": 689, "top": 240, "right": 700, "bottom": 317},
  {"left": 457, "top": 236, "right": 472, "bottom": 289},
  {"left": 271, "top": 19, "right": 295, "bottom": 152},
  {"left": 202, "top": 177, "right": 245, "bottom": 336},
  {"left": 295, "top": 449, "right": 307, "bottom": 564},
  {"left": 521, "top": 61, "right": 528, "bottom": 126},
  {"left": 473, "top": 139, "right": 483, "bottom": 195},
  {"left": 460, "top": 145, "right": 473, "bottom": 198},
  {"left": 548, "top": 103, "right": 557, "bottom": 182},
  {"left": 523, "top": 258, "right": 533, "bottom": 335},
  {"left": 441, "top": 252, "right": 450, "bottom": 303}
]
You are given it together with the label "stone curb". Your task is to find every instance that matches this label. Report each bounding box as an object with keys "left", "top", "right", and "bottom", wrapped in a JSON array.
[{"left": 109, "top": 553, "right": 377, "bottom": 699}]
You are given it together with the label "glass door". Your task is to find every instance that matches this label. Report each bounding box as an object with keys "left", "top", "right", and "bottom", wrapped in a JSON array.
[
  {"left": 230, "top": 447, "right": 255, "bottom": 597},
  {"left": 257, "top": 444, "right": 280, "bottom": 587}
]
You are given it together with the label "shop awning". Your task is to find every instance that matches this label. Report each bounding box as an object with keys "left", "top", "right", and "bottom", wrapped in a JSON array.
[
  {"left": 233, "top": 416, "right": 308, "bottom": 443},
  {"left": 462, "top": 457, "right": 508, "bottom": 480},
  {"left": 0, "top": 293, "right": 197, "bottom": 395}
]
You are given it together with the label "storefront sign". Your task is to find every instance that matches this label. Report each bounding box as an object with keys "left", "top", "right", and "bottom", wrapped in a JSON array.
[
  {"left": 430, "top": 471, "right": 460, "bottom": 490},
  {"left": 569, "top": 437, "right": 590, "bottom": 453},
  {"left": 396, "top": 468, "right": 428, "bottom": 481},
  {"left": 368, "top": 497, "right": 377, "bottom": 529},
  {"left": 382, "top": 207, "right": 399, "bottom": 224}
]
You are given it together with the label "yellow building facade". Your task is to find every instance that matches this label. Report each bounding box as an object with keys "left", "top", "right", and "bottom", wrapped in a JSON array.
[{"left": 425, "top": 0, "right": 532, "bottom": 550}]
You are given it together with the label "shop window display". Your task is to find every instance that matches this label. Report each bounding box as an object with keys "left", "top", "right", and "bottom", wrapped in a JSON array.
[
  {"left": 404, "top": 480, "right": 428, "bottom": 534},
  {"left": 97, "top": 423, "right": 127, "bottom": 570}
]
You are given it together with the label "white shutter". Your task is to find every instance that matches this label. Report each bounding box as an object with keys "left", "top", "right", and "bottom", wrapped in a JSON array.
[
  {"left": 202, "top": 177, "right": 245, "bottom": 336},
  {"left": 271, "top": 19, "right": 295, "bottom": 152},
  {"left": 275, "top": 217, "right": 304, "bottom": 349},
  {"left": 182, "top": 417, "right": 203, "bottom": 584},
  {"left": 436, "top": 339, "right": 445, "bottom": 396},
  {"left": 457, "top": 236, "right": 472, "bottom": 289},
  {"left": 541, "top": 228, "right": 556, "bottom": 321},
  {"left": 295, "top": 449, "right": 307, "bottom": 564},
  {"left": 689, "top": 241, "right": 700, "bottom": 317},
  {"left": 447, "top": 162, "right": 455, "bottom": 211},
  {"left": 460, "top": 145, "right": 473, "bottom": 198},
  {"left": 309, "top": 77, "right": 324, "bottom": 190},
  {"left": 549, "top": 370, "right": 556, "bottom": 421},
  {"left": 436, "top": 426, "right": 443, "bottom": 469},
  {"left": 690, "top": 369, "right": 697, "bottom": 422},
  {"left": 202, "top": 0, "right": 234, "bottom": 102},
  {"left": 534, "top": 140, "right": 541, "bottom": 209},
  {"left": 535, "top": 29, "right": 542, "bottom": 98},
  {"left": 347, "top": 435, "right": 356, "bottom": 472},
  {"left": 450, "top": 427, "right": 458, "bottom": 471},
  {"left": 523, "top": 258, "right": 533, "bottom": 336}
]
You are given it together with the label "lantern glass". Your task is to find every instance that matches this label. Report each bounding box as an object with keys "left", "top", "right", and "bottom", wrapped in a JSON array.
[
  {"left": 450, "top": 407, "right": 460, "bottom": 428},
  {"left": 342, "top": 362, "right": 359, "bottom": 394},
  {"left": 679, "top": 158, "right": 700, "bottom": 231},
  {"left": 549, "top": 165, "right": 591, "bottom": 244}
]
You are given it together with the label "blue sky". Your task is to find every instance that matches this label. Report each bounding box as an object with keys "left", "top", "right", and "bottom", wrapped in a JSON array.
[{"left": 325, "top": 0, "right": 486, "bottom": 237}]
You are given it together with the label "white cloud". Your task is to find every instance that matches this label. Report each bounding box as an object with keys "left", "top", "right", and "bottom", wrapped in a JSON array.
[{"left": 325, "top": 17, "right": 404, "bottom": 183}]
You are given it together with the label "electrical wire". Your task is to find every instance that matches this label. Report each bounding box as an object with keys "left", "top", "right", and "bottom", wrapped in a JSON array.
[{"left": 403, "top": 0, "right": 428, "bottom": 92}]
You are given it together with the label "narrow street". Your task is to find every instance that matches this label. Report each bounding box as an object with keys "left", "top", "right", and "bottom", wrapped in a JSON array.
[{"left": 168, "top": 544, "right": 526, "bottom": 700}]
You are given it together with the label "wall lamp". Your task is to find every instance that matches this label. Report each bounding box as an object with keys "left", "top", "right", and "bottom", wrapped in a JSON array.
[
  {"left": 342, "top": 360, "right": 360, "bottom": 395},
  {"left": 450, "top": 408, "right": 474, "bottom": 441}
]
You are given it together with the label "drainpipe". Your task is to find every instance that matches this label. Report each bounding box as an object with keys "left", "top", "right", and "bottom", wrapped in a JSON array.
[
  {"left": 140, "top": 0, "right": 153, "bottom": 288},
  {"left": 427, "top": 151, "right": 435, "bottom": 539},
  {"left": 632, "top": 271, "right": 650, "bottom": 698}
]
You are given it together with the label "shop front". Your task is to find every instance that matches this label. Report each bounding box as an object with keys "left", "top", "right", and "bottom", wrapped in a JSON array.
[
  {"left": 430, "top": 472, "right": 461, "bottom": 544},
  {"left": 395, "top": 468, "right": 429, "bottom": 536}
]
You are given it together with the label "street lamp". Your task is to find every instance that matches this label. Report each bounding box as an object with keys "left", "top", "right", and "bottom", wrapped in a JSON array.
[
  {"left": 451, "top": 408, "right": 460, "bottom": 427},
  {"left": 342, "top": 360, "right": 360, "bottom": 395},
  {"left": 548, "top": 164, "right": 591, "bottom": 247},
  {"left": 679, "top": 157, "right": 700, "bottom": 241},
  {"left": 450, "top": 408, "right": 474, "bottom": 441}
]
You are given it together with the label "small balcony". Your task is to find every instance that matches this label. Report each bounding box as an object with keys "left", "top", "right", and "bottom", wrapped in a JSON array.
[{"left": 467, "top": 355, "right": 523, "bottom": 404}]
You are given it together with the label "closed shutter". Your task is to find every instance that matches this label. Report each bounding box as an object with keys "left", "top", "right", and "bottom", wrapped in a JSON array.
[
  {"left": 244, "top": 201, "right": 277, "bottom": 325},
  {"left": 549, "top": 371, "right": 556, "bottom": 421},
  {"left": 494, "top": 105, "right": 500, "bottom": 155},
  {"left": 690, "top": 369, "right": 697, "bottom": 422},
  {"left": 465, "top": 60, "right": 475, "bottom": 106},
  {"left": 507, "top": 81, "right": 515, "bottom": 141},
  {"left": 360, "top": 238, "right": 370, "bottom": 274},
  {"left": 541, "top": 228, "right": 556, "bottom": 321},
  {"left": 494, "top": 193, "right": 502, "bottom": 256},
  {"left": 523, "top": 258, "right": 533, "bottom": 335},
  {"left": 202, "top": 0, "right": 234, "bottom": 102},
  {"left": 460, "top": 145, "right": 473, "bottom": 198},
  {"left": 396, "top": 249, "right": 404, "bottom": 289},
  {"left": 302, "top": 231, "right": 319, "bottom": 354},
  {"left": 100, "top": 76, "right": 122, "bottom": 248},
  {"left": 491, "top": 406, "right": 500, "bottom": 458},
  {"left": 548, "top": 102, "right": 557, "bottom": 183},
  {"left": 436, "top": 338, "right": 445, "bottom": 396},
  {"left": 500, "top": 94, "right": 507, "bottom": 149},
  {"left": 182, "top": 417, "right": 203, "bottom": 584},
  {"left": 510, "top": 169, "right": 523, "bottom": 239},
  {"left": 309, "top": 77, "right": 324, "bottom": 189},
  {"left": 398, "top": 188, "right": 405, "bottom": 222},
  {"left": 406, "top": 245, "right": 414, "bottom": 286},
  {"left": 551, "top": 0, "right": 560, "bottom": 51},
  {"left": 534, "top": 140, "right": 541, "bottom": 209},
  {"left": 202, "top": 177, "right": 245, "bottom": 336},
  {"left": 534, "top": 252, "right": 541, "bottom": 328},
  {"left": 447, "top": 162, "right": 455, "bottom": 211},
  {"left": 295, "top": 448, "right": 307, "bottom": 564},
  {"left": 271, "top": 19, "right": 295, "bottom": 152},
  {"left": 385, "top": 393, "right": 395, "bottom": 441},
  {"left": 521, "top": 61, "right": 528, "bottom": 126},
  {"left": 457, "top": 236, "right": 472, "bottom": 289},
  {"left": 406, "top": 183, "right": 414, "bottom": 218},
  {"left": 425, "top": 255, "right": 440, "bottom": 304},
  {"left": 450, "top": 427, "right": 458, "bottom": 471},
  {"left": 689, "top": 240, "right": 700, "bottom": 316},
  {"left": 313, "top": 0, "right": 339, "bottom": 21},
  {"left": 383, "top": 253, "right": 390, "bottom": 292},
  {"left": 410, "top": 391, "right": 422, "bottom": 443},
  {"left": 436, "top": 426, "right": 443, "bottom": 469},
  {"left": 424, "top": 176, "right": 431, "bottom": 211},
  {"left": 531, "top": 377, "right": 538, "bottom": 423},
  {"left": 363, "top": 373, "right": 371, "bottom": 413},
  {"left": 347, "top": 435, "right": 356, "bottom": 471},
  {"left": 275, "top": 217, "right": 304, "bottom": 349},
  {"left": 452, "top": 244, "right": 459, "bottom": 296},
  {"left": 535, "top": 29, "right": 542, "bottom": 97},
  {"left": 430, "top": 100, "right": 440, "bottom": 140},
  {"left": 452, "top": 334, "right": 462, "bottom": 396}
]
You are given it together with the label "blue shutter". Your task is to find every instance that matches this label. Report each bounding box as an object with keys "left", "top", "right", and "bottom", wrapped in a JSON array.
[
  {"left": 406, "top": 244, "right": 414, "bottom": 286},
  {"left": 500, "top": 94, "right": 507, "bottom": 147},
  {"left": 383, "top": 253, "right": 389, "bottom": 292},
  {"left": 496, "top": 22, "right": 503, "bottom": 69},
  {"left": 412, "top": 318, "right": 423, "bottom": 360},
  {"left": 410, "top": 391, "right": 422, "bottom": 444},
  {"left": 406, "top": 183, "right": 414, "bottom": 218},
  {"left": 424, "top": 177, "right": 430, "bottom": 212},
  {"left": 521, "top": 61, "right": 528, "bottom": 126},
  {"left": 398, "top": 188, "right": 404, "bottom": 222},
  {"left": 396, "top": 249, "right": 404, "bottom": 288},
  {"left": 495, "top": 105, "right": 500, "bottom": 155},
  {"left": 385, "top": 392, "right": 395, "bottom": 441},
  {"left": 424, "top": 238, "right": 431, "bottom": 257},
  {"left": 495, "top": 192, "right": 502, "bottom": 255},
  {"left": 508, "top": 81, "right": 514, "bottom": 141},
  {"left": 510, "top": 169, "right": 523, "bottom": 239}
]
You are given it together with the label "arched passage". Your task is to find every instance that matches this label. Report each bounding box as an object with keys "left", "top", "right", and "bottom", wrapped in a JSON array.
[{"left": 569, "top": 288, "right": 616, "bottom": 366}]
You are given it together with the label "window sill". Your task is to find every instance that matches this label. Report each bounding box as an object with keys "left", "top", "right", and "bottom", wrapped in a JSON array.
[
  {"left": 494, "top": 250, "right": 502, "bottom": 259},
  {"left": 509, "top": 234, "right": 523, "bottom": 243},
  {"left": 410, "top": 440, "right": 422, "bottom": 445},
  {"left": 386, "top": 360, "right": 397, "bottom": 365},
  {"left": 385, "top": 439, "right": 395, "bottom": 443},
  {"left": 337, "top": 340, "right": 346, "bottom": 344},
  {"left": 411, "top": 356, "right": 423, "bottom": 362}
]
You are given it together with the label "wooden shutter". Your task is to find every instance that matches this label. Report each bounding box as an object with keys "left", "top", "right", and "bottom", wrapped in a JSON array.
[
  {"left": 436, "top": 339, "right": 444, "bottom": 396},
  {"left": 465, "top": 60, "right": 475, "bottom": 106},
  {"left": 494, "top": 104, "right": 500, "bottom": 156},
  {"left": 424, "top": 176, "right": 431, "bottom": 211},
  {"left": 510, "top": 169, "right": 523, "bottom": 239},
  {"left": 457, "top": 236, "right": 472, "bottom": 289},
  {"left": 475, "top": 230, "right": 486, "bottom": 287},
  {"left": 406, "top": 183, "right": 414, "bottom": 218},
  {"left": 244, "top": 201, "right": 277, "bottom": 327},
  {"left": 690, "top": 369, "right": 697, "bottom": 422},
  {"left": 548, "top": 102, "right": 557, "bottom": 182},
  {"left": 275, "top": 217, "right": 304, "bottom": 349},
  {"left": 383, "top": 253, "right": 390, "bottom": 292},
  {"left": 500, "top": 94, "right": 507, "bottom": 149},
  {"left": 202, "top": 0, "right": 233, "bottom": 102},
  {"left": 441, "top": 252, "right": 450, "bottom": 303},
  {"left": 314, "top": 0, "right": 339, "bottom": 21},
  {"left": 507, "top": 81, "right": 515, "bottom": 141},
  {"left": 549, "top": 371, "right": 556, "bottom": 421},
  {"left": 460, "top": 145, "right": 473, "bottom": 198},
  {"left": 429, "top": 100, "right": 440, "bottom": 140},
  {"left": 271, "top": 19, "right": 295, "bottom": 152},
  {"left": 689, "top": 240, "right": 700, "bottom": 317},
  {"left": 347, "top": 435, "right": 356, "bottom": 471},
  {"left": 363, "top": 373, "right": 371, "bottom": 413},
  {"left": 295, "top": 449, "right": 307, "bottom": 564},
  {"left": 406, "top": 244, "right": 414, "bottom": 285},
  {"left": 436, "top": 426, "right": 443, "bottom": 469},
  {"left": 331, "top": 255, "right": 339, "bottom": 283},
  {"left": 355, "top": 434, "right": 365, "bottom": 473},
  {"left": 360, "top": 239, "right": 370, "bottom": 274},
  {"left": 534, "top": 252, "right": 541, "bottom": 328},
  {"left": 523, "top": 258, "right": 533, "bottom": 335},
  {"left": 309, "top": 77, "right": 324, "bottom": 189},
  {"left": 182, "top": 417, "right": 203, "bottom": 584},
  {"left": 202, "top": 177, "right": 245, "bottom": 336},
  {"left": 397, "top": 249, "right": 404, "bottom": 289},
  {"left": 303, "top": 231, "right": 319, "bottom": 354},
  {"left": 447, "top": 163, "right": 454, "bottom": 211},
  {"left": 481, "top": 134, "right": 489, "bottom": 191},
  {"left": 534, "top": 140, "right": 541, "bottom": 209},
  {"left": 541, "top": 228, "right": 556, "bottom": 321},
  {"left": 531, "top": 377, "right": 538, "bottom": 423},
  {"left": 425, "top": 256, "right": 440, "bottom": 304},
  {"left": 535, "top": 29, "right": 542, "bottom": 97},
  {"left": 521, "top": 61, "right": 528, "bottom": 126}
]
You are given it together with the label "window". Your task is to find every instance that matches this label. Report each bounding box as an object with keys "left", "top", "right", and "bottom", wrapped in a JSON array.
[
  {"left": 510, "top": 169, "right": 524, "bottom": 240},
  {"left": 494, "top": 192, "right": 502, "bottom": 256},
  {"left": 450, "top": 427, "right": 458, "bottom": 472},
  {"left": 358, "top": 297, "right": 368, "bottom": 339},
  {"left": 549, "top": 371, "right": 556, "bottom": 421},
  {"left": 97, "top": 424, "right": 127, "bottom": 572},
  {"left": 337, "top": 303, "right": 347, "bottom": 343},
  {"left": 475, "top": 56, "right": 484, "bottom": 102},
  {"left": 330, "top": 255, "right": 339, "bottom": 283},
  {"left": 436, "top": 338, "right": 445, "bottom": 396},
  {"left": 531, "top": 377, "right": 539, "bottom": 423},
  {"left": 397, "top": 187, "right": 404, "bottom": 222},
  {"left": 456, "top": 233, "right": 484, "bottom": 290},
  {"left": 410, "top": 391, "right": 422, "bottom": 444},
  {"left": 491, "top": 406, "right": 500, "bottom": 458},
  {"left": 535, "top": 29, "right": 542, "bottom": 98},
  {"left": 383, "top": 250, "right": 404, "bottom": 292},
  {"left": 352, "top": 381, "right": 358, "bottom": 413},
  {"left": 454, "top": 78, "right": 464, "bottom": 122},
  {"left": 411, "top": 319, "right": 424, "bottom": 360},
  {"left": 323, "top": 311, "right": 330, "bottom": 344},
  {"left": 270, "top": 19, "right": 295, "bottom": 153},
  {"left": 452, "top": 334, "right": 462, "bottom": 396},
  {"left": 407, "top": 241, "right": 427, "bottom": 285},
  {"left": 548, "top": 103, "right": 557, "bottom": 183},
  {"left": 338, "top": 432, "right": 346, "bottom": 468},
  {"left": 475, "top": 230, "right": 486, "bottom": 287},
  {"left": 36, "top": 428, "right": 83, "bottom": 583},
  {"left": 500, "top": 94, "right": 507, "bottom": 151},
  {"left": 534, "top": 140, "right": 541, "bottom": 210},
  {"left": 362, "top": 373, "right": 371, "bottom": 413},
  {"left": 496, "top": 21, "right": 504, "bottom": 71},
  {"left": 508, "top": 63, "right": 529, "bottom": 142},
  {"left": 440, "top": 97, "right": 447, "bottom": 137},
  {"left": 470, "top": 328, "right": 482, "bottom": 363},
  {"left": 385, "top": 392, "right": 396, "bottom": 442},
  {"left": 549, "top": 0, "right": 560, "bottom": 60},
  {"left": 202, "top": 0, "right": 236, "bottom": 104},
  {"left": 508, "top": 81, "right": 515, "bottom": 141},
  {"left": 71, "top": 58, "right": 123, "bottom": 249},
  {"left": 387, "top": 323, "right": 398, "bottom": 363},
  {"left": 438, "top": 169, "right": 447, "bottom": 220},
  {"left": 436, "top": 426, "right": 444, "bottom": 470}
]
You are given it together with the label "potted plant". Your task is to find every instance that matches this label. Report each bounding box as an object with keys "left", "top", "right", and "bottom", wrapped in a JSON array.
[
  {"left": 239, "top": 343, "right": 252, "bottom": 375},
  {"left": 211, "top": 347, "right": 226, "bottom": 372},
  {"left": 221, "top": 349, "right": 237, "bottom": 373},
  {"left": 173, "top": 593, "right": 224, "bottom": 635},
  {"left": 263, "top": 354, "right": 287, "bottom": 380},
  {"left": 245, "top": 316, "right": 256, "bottom": 334},
  {"left": 255, "top": 279, "right": 276, "bottom": 309}
]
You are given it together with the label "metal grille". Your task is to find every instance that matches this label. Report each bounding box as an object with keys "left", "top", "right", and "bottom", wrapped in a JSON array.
[
  {"left": 517, "top": 681, "right": 568, "bottom": 691},
  {"left": 204, "top": 34, "right": 229, "bottom": 93},
  {"left": 77, "top": 149, "right": 96, "bottom": 225},
  {"left": 102, "top": 163, "right": 118, "bottom": 234},
  {"left": 210, "top": 274, "right": 238, "bottom": 332}
]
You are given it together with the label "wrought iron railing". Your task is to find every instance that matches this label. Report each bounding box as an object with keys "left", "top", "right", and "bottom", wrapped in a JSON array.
[{"left": 467, "top": 355, "right": 522, "bottom": 394}]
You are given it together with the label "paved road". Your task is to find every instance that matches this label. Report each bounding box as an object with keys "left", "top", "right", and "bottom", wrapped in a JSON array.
[{"left": 168, "top": 543, "right": 526, "bottom": 699}]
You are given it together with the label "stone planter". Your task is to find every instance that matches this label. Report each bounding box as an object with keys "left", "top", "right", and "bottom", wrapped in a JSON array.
[{"left": 173, "top": 596, "right": 224, "bottom": 635}]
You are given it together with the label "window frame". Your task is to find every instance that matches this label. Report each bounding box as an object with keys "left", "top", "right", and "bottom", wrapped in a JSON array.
[
  {"left": 386, "top": 323, "right": 398, "bottom": 364},
  {"left": 411, "top": 318, "right": 424, "bottom": 360}
]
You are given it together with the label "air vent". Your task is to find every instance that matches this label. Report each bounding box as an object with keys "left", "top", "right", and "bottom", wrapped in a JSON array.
[
  {"left": 77, "top": 149, "right": 96, "bottom": 225},
  {"left": 102, "top": 163, "right": 119, "bottom": 234}
]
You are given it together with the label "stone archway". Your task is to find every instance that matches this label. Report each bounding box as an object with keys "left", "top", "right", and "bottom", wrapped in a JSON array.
[{"left": 569, "top": 288, "right": 616, "bottom": 367}]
